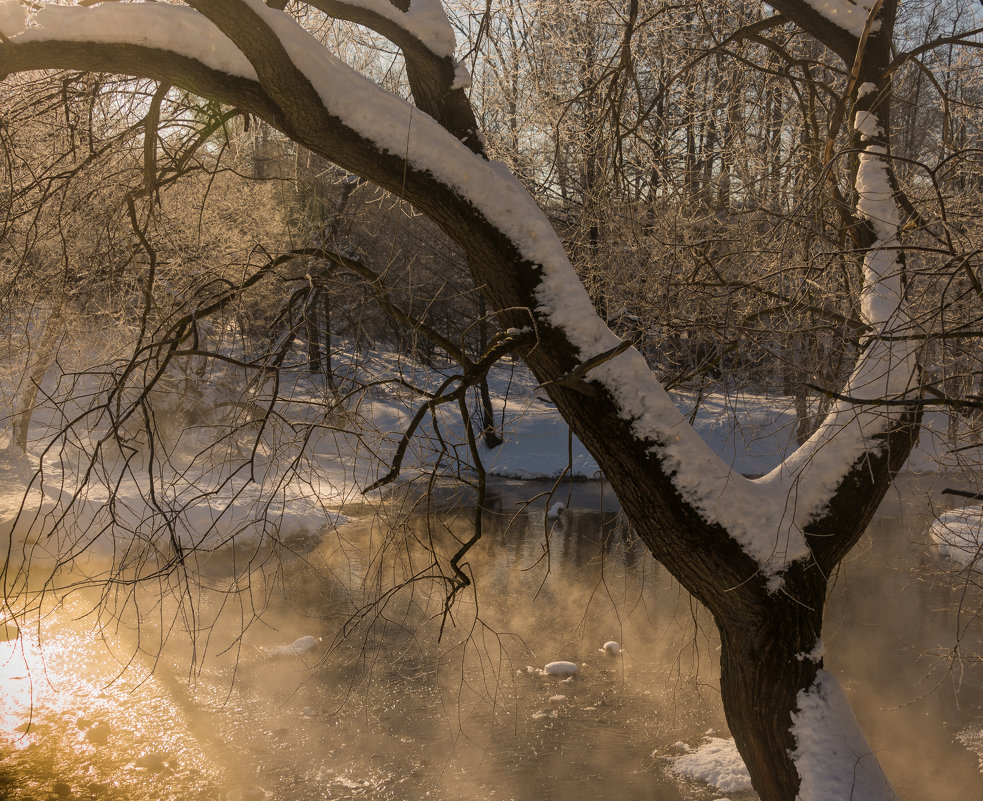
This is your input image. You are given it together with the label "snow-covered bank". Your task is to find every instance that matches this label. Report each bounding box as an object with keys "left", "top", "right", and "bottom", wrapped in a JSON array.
[
  {"left": 481, "top": 380, "right": 808, "bottom": 480},
  {"left": 930, "top": 507, "right": 983, "bottom": 573},
  {"left": 2, "top": 356, "right": 981, "bottom": 564},
  {"left": 480, "top": 363, "right": 982, "bottom": 482},
  {"left": 667, "top": 735, "right": 754, "bottom": 796}
]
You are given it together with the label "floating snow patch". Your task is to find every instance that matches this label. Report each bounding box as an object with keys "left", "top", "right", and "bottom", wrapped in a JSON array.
[
  {"left": 669, "top": 736, "right": 752, "bottom": 794},
  {"left": 544, "top": 661, "right": 578, "bottom": 676},
  {"left": 547, "top": 501, "right": 565, "bottom": 519},
  {"left": 272, "top": 635, "right": 318, "bottom": 656},
  {"left": 929, "top": 507, "right": 983, "bottom": 572}
]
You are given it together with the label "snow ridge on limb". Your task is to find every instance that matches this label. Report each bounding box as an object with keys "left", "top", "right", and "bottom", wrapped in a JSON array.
[
  {"left": 766, "top": 1, "right": 879, "bottom": 63},
  {"left": 311, "top": 0, "right": 456, "bottom": 57},
  {"left": 800, "top": 0, "right": 881, "bottom": 38},
  {"left": 7, "top": 3, "right": 256, "bottom": 78},
  {"left": 790, "top": 670, "right": 897, "bottom": 801},
  {"left": 305, "top": 0, "right": 482, "bottom": 153}
]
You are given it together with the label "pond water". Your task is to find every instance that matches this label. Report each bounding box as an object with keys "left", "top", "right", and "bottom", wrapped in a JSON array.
[{"left": 2, "top": 477, "right": 983, "bottom": 800}]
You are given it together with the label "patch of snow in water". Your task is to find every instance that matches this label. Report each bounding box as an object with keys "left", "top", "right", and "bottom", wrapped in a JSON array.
[
  {"left": 547, "top": 501, "right": 565, "bottom": 519},
  {"left": 271, "top": 635, "right": 318, "bottom": 656},
  {"left": 544, "top": 661, "right": 578, "bottom": 676}
]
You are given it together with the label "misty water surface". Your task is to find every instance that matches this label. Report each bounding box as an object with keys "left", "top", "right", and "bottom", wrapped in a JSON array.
[{"left": 1, "top": 477, "right": 982, "bottom": 800}]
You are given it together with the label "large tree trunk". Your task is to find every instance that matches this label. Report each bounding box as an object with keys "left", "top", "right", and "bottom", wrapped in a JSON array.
[
  {"left": 551, "top": 373, "right": 919, "bottom": 799},
  {"left": 717, "top": 565, "right": 826, "bottom": 801}
]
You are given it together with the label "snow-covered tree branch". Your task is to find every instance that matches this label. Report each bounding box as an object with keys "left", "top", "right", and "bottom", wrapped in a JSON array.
[{"left": 1, "top": 0, "right": 964, "bottom": 798}]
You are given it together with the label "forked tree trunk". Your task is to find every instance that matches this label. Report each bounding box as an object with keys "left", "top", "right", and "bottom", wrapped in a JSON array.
[{"left": 557, "top": 383, "right": 919, "bottom": 801}]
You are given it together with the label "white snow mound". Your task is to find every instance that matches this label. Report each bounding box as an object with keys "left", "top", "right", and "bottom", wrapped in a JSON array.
[
  {"left": 544, "top": 661, "right": 578, "bottom": 676},
  {"left": 669, "top": 736, "right": 752, "bottom": 794},
  {"left": 929, "top": 506, "right": 983, "bottom": 572}
]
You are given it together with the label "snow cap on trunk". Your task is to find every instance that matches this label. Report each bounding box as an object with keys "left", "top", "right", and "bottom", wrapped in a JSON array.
[{"left": 791, "top": 670, "right": 896, "bottom": 801}]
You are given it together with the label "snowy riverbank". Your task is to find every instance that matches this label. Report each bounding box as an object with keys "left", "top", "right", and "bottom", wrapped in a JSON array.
[{"left": 2, "top": 359, "right": 981, "bottom": 559}]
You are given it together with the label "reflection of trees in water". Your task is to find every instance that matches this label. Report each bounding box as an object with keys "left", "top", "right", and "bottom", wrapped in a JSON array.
[{"left": 531, "top": 507, "right": 643, "bottom": 573}]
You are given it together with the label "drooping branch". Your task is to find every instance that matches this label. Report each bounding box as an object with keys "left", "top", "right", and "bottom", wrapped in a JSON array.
[{"left": 0, "top": 0, "right": 923, "bottom": 613}]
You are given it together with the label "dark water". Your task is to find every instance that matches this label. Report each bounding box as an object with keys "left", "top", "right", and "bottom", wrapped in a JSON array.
[{"left": 1, "top": 477, "right": 982, "bottom": 800}]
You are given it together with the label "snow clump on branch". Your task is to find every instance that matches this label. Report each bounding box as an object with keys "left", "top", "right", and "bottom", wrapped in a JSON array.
[
  {"left": 804, "top": 0, "right": 881, "bottom": 37},
  {"left": 302, "top": 0, "right": 456, "bottom": 57},
  {"left": 0, "top": 1, "right": 27, "bottom": 37}
]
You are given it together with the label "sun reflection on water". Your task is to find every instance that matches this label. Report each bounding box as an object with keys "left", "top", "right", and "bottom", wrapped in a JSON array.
[{"left": 0, "top": 598, "right": 227, "bottom": 800}]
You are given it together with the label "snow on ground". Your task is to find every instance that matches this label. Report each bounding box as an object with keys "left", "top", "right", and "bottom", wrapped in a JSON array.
[
  {"left": 0, "top": 339, "right": 981, "bottom": 588},
  {"left": 904, "top": 410, "right": 983, "bottom": 474},
  {"left": 667, "top": 736, "right": 754, "bottom": 795},
  {"left": 481, "top": 366, "right": 979, "bottom": 481},
  {"left": 2, "top": 354, "right": 980, "bottom": 567},
  {"left": 929, "top": 507, "right": 983, "bottom": 573},
  {"left": 482, "top": 365, "right": 804, "bottom": 480}
]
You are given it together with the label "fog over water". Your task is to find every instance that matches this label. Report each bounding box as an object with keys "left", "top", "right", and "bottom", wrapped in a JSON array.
[{"left": 2, "top": 477, "right": 983, "bottom": 800}]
